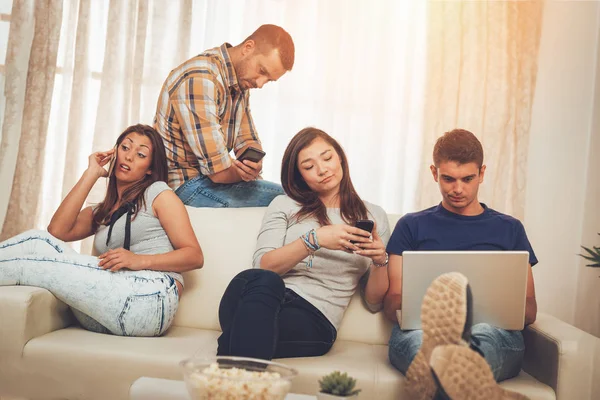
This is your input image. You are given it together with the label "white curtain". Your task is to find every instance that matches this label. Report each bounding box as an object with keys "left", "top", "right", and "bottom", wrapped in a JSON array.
[
  {"left": 417, "top": 0, "right": 543, "bottom": 220},
  {"left": 0, "top": 0, "right": 542, "bottom": 244},
  {"left": 28, "top": 0, "right": 427, "bottom": 240}
]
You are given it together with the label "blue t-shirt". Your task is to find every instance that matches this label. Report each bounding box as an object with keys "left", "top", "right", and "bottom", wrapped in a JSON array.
[{"left": 387, "top": 203, "right": 538, "bottom": 266}]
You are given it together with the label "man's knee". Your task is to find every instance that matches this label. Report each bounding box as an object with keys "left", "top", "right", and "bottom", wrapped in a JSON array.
[
  {"left": 252, "top": 180, "right": 284, "bottom": 193},
  {"left": 471, "top": 322, "right": 496, "bottom": 336},
  {"left": 471, "top": 323, "right": 525, "bottom": 354},
  {"left": 471, "top": 323, "right": 523, "bottom": 342},
  {"left": 228, "top": 180, "right": 283, "bottom": 207}
]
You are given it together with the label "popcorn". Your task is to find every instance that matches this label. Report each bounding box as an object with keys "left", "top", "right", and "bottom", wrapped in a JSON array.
[{"left": 186, "top": 362, "right": 292, "bottom": 400}]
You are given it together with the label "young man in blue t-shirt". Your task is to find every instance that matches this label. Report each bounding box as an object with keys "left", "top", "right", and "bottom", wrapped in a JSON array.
[{"left": 383, "top": 129, "right": 537, "bottom": 400}]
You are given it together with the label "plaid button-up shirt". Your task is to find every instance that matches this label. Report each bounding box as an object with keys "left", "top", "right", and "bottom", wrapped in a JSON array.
[{"left": 154, "top": 43, "right": 261, "bottom": 189}]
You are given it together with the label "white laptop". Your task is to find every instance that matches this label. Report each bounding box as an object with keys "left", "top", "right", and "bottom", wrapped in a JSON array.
[{"left": 399, "top": 251, "right": 529, "bottom": 331}]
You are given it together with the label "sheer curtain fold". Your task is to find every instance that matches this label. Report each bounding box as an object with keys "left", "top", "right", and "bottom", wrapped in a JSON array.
[
  {"left": 1, "top": 0, "right": 543, "bottom": 241},
  {"left": 93, "top": 0, "right": 139, "bottom": 146},
  {"left": 416, "top": 0, "right": 544, "bottom": 220},
  {"left": 14, "top": 0, "right": 428, "bottom": 232},
  {"left": 0, "top": 0, "right": 35, "bottom": 234},
  {"left": 61, "top": 0, "right": 90, "bottom": 199},
  {"left": 0, "top": 0, "right": 63, "bottom": 241}
]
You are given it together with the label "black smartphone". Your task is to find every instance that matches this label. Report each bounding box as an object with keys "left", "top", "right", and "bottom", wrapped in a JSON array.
[
  {"left": 237, "top": 146, "right": 266, "bottom": 163},
  {"left": 106, "top": 144, "right": 118, "bottom": 177},
  {"left": 351, "top": 219, "right": 374, "bottom": 243}
]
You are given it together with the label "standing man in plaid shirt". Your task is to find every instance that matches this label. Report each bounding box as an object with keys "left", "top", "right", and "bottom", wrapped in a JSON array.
[{"left": 154, "top": 25, "right": 294, "bottom": 207}]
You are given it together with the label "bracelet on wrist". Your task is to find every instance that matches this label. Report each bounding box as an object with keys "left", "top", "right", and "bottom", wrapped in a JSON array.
[
  {"left": 372, "top": 252, "right": 389, "bottom": 268},
  {"left": 300, "top": 229, "right": 320, "bottom": 269}
]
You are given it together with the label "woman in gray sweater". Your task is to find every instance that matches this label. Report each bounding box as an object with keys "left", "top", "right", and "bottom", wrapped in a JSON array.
[{"left": 217, "top": 127, "right": 390, "bottom": 360}]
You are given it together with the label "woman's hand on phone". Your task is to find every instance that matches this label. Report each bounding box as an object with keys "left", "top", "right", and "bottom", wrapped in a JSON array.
[
  {"left": 233, "top": 158, "right": 263, "bottom": 181},
  {"left": 87, "top": 148, "right": 115, "bottom": 178},
  {"left": 316, "top": 224, "right": 372, "bottom": 253},
  {"left": 354, "top": 223, "right": 387, "bottom": 264}
]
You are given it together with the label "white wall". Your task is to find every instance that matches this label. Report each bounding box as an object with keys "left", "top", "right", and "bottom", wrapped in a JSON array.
[
  {"left": 525, "top": 0, "right": 600, "bottom": 329},
  {"left": 574, "top": 1, "right": 600, "bottom": 337}
]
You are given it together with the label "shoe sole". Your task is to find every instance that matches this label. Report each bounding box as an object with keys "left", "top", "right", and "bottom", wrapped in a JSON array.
[
  {"left": 404, "top": 272, "right": 470, "bottom": 400},
  {"left": 430, "top": 344, "right": 530, "bottom": 400}
]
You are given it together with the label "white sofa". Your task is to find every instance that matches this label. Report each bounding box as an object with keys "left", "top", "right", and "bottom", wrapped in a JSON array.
[{"left": 0, "top": 207, "right": 597, "bottom": 400}]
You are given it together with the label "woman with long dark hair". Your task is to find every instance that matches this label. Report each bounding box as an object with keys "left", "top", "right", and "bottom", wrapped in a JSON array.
[
  {"left": 217, "top": 127, "right": 390, "bottom": 359},
  {"left": 0, "top": 124, "right": 203, "bottom": 337}
]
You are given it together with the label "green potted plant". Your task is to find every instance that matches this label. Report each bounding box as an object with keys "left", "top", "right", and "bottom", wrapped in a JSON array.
[
  {"left": 579, "top": 233, "right": 600, "bottom": 270},
  {"left": 317, "top": 371, "right": 361, "bottom": 399}
]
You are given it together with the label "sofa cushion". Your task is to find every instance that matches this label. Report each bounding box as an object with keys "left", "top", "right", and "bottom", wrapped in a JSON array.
[
  {"left": 0, "top": 286, "right": 73, "bottom": 358},
  {"left": 279, "top": 341, "right": 404, "bottom": 399},
  {"left": 20, "top": 325, "right": 554, "bottom": 400},
  {"left": 20, "top": 326, "right": 406, "bottom": 399},
  {"left": 336, "top": 291, "right": 394, "bottom": 345},
  {"left": 174, "top": 207, "right": 265, "bottom": 331},
  {"left": 281, "top": 343, "right": 554, "bottom": 400},
  {"left": 176, "top": 206, "right": 401, "bottom": 346},
  {"left": 500, "top": 373, "right": 556, "bottom": 400},
  {"left": 20, "top": 326, "right": 218, "bottom": 400}
]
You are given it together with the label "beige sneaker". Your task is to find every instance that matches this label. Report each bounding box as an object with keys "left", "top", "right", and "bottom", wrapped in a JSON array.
[
  {"left": 404, "top": 272, "right": 473, "bottom": 400},
  {"left": 430, "top": 344, "right": 530, "bottom": 400}
]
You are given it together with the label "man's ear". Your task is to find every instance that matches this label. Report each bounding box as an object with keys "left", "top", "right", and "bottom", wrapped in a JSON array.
[
  {"left": 241, "top": 40, "right": 256, "bottom": 56},
  {"left": 479, "top": 165, "right": 486, "bottom": 183},
  {"left": 430, "top": 165, "right": 438, "bottom": 182}
]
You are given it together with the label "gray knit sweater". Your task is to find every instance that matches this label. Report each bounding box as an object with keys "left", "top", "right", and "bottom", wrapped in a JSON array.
[{"left": 253, "top": 195, "right": 390, "bottom": 329}]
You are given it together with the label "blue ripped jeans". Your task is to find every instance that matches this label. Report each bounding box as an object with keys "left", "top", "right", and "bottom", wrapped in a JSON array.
[
  {"left": 175, "top": 174, "right": 284, "bottom": 208},
  {"left": 389, "top": 323, "right": 525, "bottom": 382},
  {"left": 0, "top": 230, "right": 179, "bottom": 337}
]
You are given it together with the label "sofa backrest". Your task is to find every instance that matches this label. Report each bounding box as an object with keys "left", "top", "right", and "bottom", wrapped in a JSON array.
[{"left": 173, "top": 206, "right": 401, "bottom": 346}]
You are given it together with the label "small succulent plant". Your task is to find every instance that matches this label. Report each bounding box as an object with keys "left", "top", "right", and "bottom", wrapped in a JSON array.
[
  {"left": 318, "top": 371, "right": 361, "bottom": 397},
  {"left": 579, "top": 233, "right": 600, "bottom": 268}
]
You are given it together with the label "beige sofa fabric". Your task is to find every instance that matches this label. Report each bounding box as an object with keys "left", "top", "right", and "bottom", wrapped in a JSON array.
[
  {"left": 0, "top": 206, "right": 596, "bottom": 399},
  {"left": 523, "top": 312, "right": 599, "bottom": 399},
  {"left": 0, "top": 286, "right": 73, "bottom": 358}
]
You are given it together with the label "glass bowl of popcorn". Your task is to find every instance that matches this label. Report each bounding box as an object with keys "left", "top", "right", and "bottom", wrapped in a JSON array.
[{"left": 181, "top": 356, "right": 298, "bottom": 400}]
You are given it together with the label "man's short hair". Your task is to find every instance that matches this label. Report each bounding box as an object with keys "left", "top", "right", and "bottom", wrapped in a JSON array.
[
  {"left": 243, "top": 24, "right": 295, "bottom": 71},
  {"left": 433, "top": 129, "right": 484, "bottom": 168}
]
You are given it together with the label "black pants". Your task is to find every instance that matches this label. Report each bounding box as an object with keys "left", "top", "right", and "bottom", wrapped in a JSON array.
[{"left": 217, "top": 269, "right": 337, "bottom": 360}]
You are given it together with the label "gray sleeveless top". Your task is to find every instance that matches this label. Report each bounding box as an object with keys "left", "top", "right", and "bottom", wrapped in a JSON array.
[{"left": 93, "top": 181, "right": 183, "bottom": 286}]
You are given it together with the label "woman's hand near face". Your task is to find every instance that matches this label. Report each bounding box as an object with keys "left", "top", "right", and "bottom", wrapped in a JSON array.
[
  {"left": 354, "top": 223, "right": 387, "bottom": 264},
  {"left": 316, "top": 224, "right": 372, "bottom": 252},
  {"left": 88, "top": 148, "right": 115, "bottom": 178},
  {"left": 47, "top": 149, "right": 115, "bottom": 242}
]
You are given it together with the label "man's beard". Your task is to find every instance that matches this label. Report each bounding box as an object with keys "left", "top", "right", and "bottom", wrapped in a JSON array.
[{"left": 234, "top": 59, "right": 253, "bottom": 89}]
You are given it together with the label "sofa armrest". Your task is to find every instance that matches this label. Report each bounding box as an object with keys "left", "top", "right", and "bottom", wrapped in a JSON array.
[
  {"left": 523, "top": 312, "right": 598, "bottom": 400},
  {"left": 0, "top": 286, "right": 74, "bottom": 358}
]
